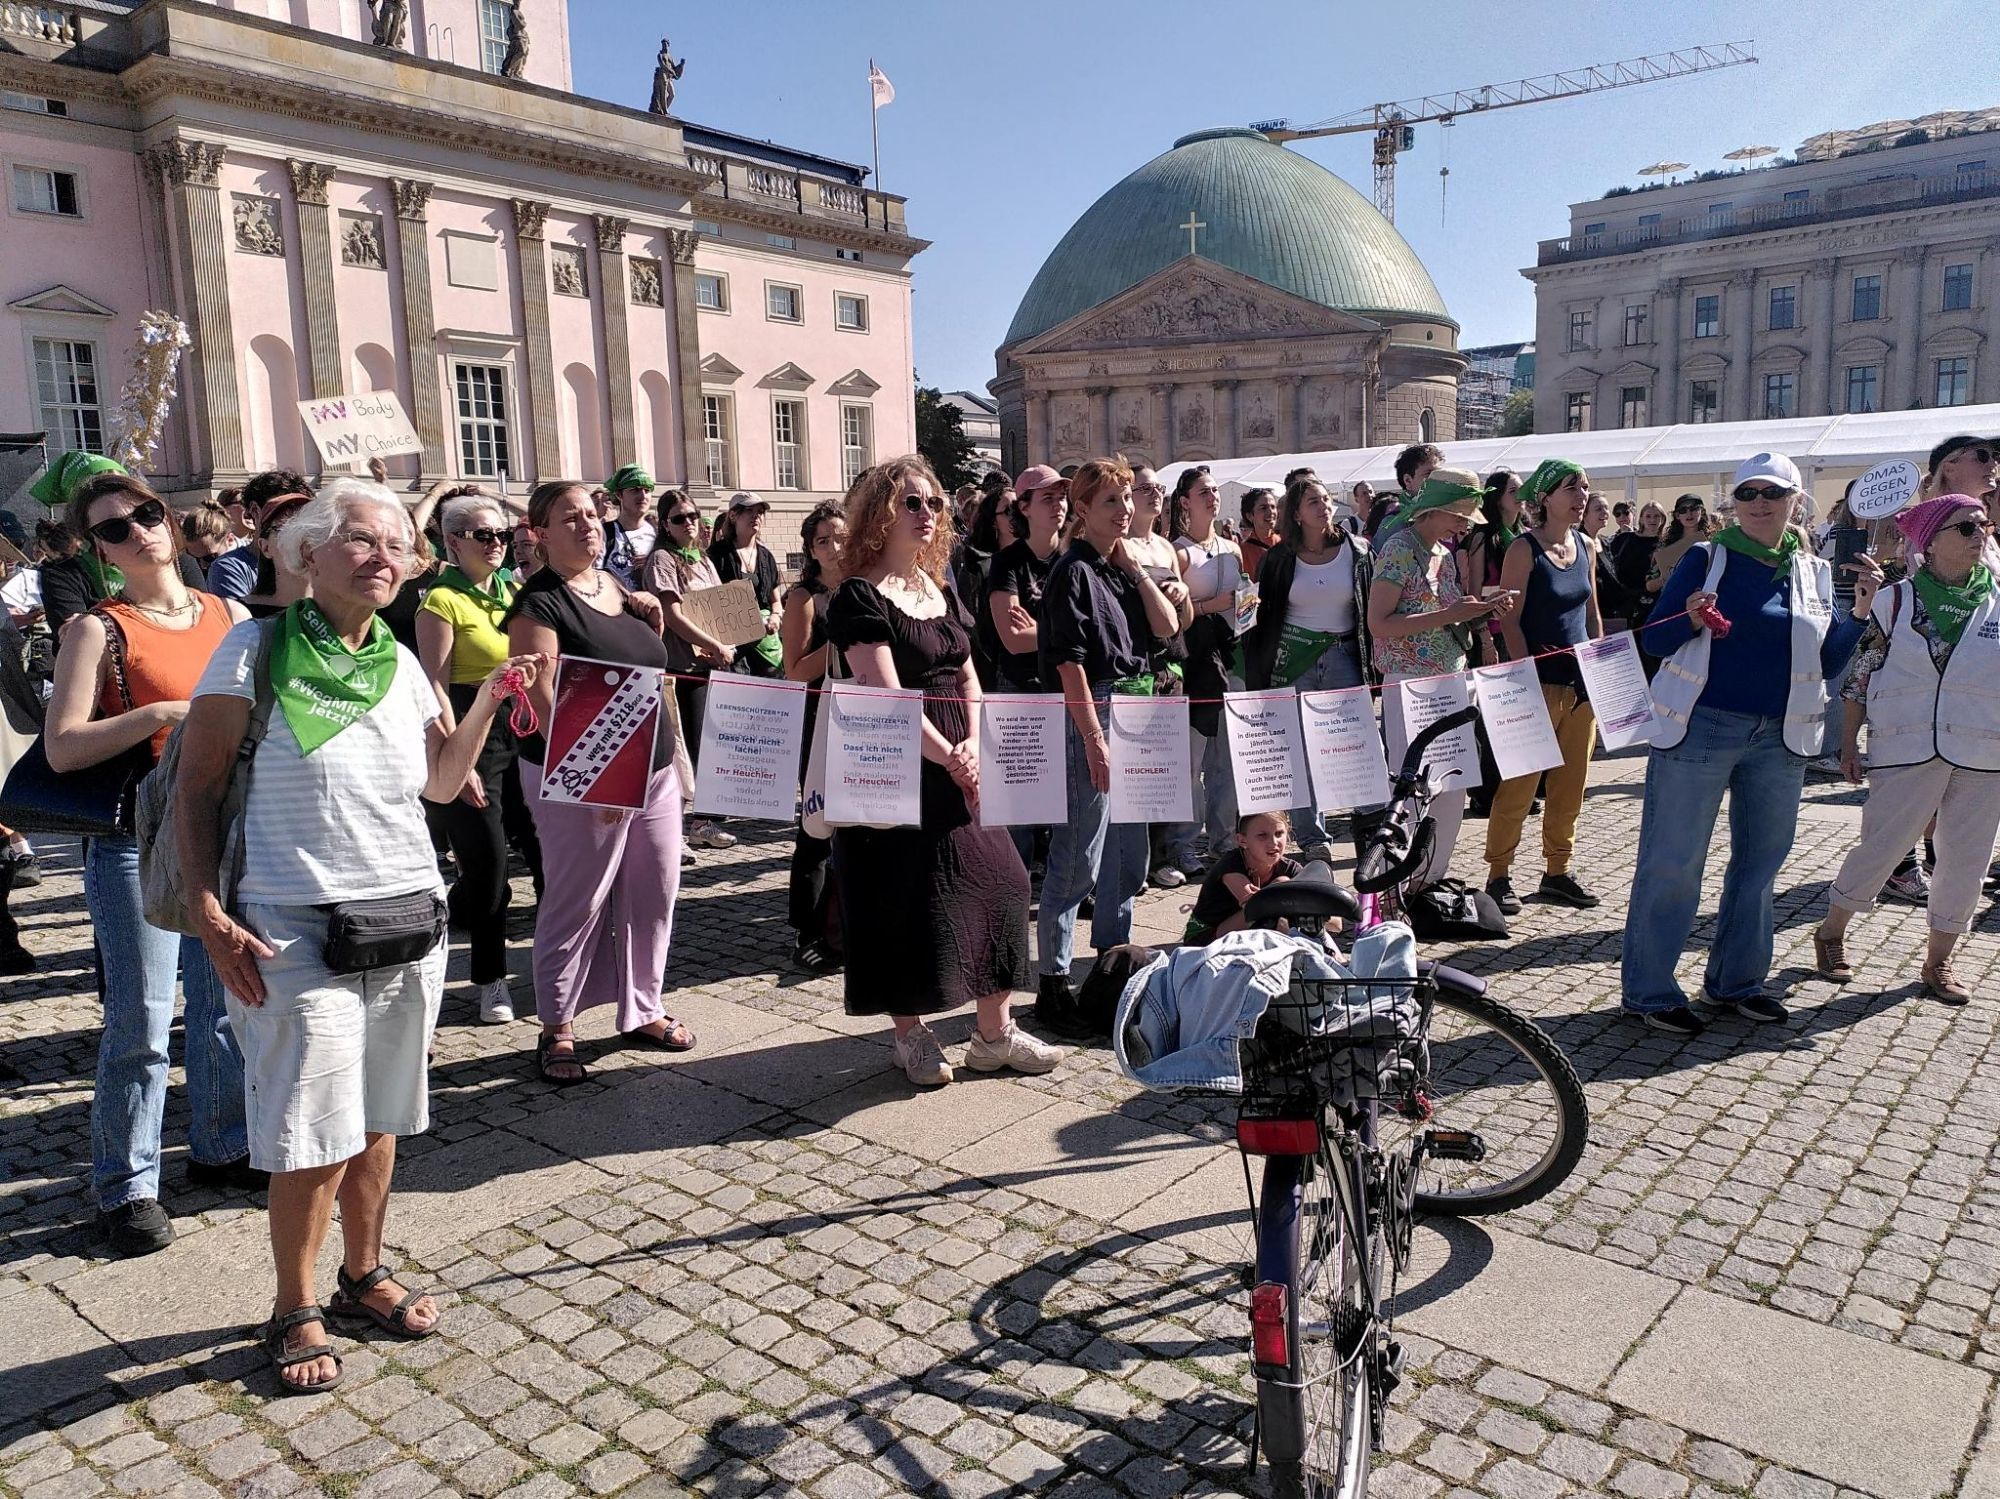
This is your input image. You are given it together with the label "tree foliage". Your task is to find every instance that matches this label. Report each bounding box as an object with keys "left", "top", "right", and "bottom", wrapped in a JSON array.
[
  {"left": 915, "top": 382, "right": 978, "bottom": 492},
  {"left": 1498, "top": 388, "right": 1536, "bottom": 437}
]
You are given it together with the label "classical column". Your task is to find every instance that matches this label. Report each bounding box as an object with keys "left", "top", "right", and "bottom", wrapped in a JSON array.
[
  {"left": 1806, "top": 258, "right": 1839, "bottom": 414},
  {"left": 1725, "top": 270, "right": 1756, "bottom": 422},
  {"left": 1084, "top": 385, "right": 1110, "bottom": 453},
  {"left": 1277, "top": 374, "right": 1303, "bottom": 451},
  {"left": 594, "top": 214, "right": 637, "bottom": 468},
  {"left": 1035, "top": 392, "right": 1053, "bottom": 463},
  {"left": 1654, "top": 278, "right": 1682, "bottom": 423},
  {"left": 1152, "top": 385, "right": 1175, "bottom": 462},
  {"left": 1982, "top": 249, "right": 2000, "bottom": 405},
  {"left": 1023, "top": 389, "right": 1046, "bottom": 464},
  {"left": 663, "top": 228, "right": 711, "bottom": 495},
  {"left": 287, "top": 160, "right": 343, "bottom": 402},
  {"left": 389, "top": 178, "right": 446, "bottom": 480},
  {"left": 138, "top": 153, "right": 193, "bottom": 482},
  {"left": 1214, "top": 379, "right": 1239, "bottom": 457},
  {"left": 1890, "top": 246, "right": 1928, "bottom": 409},
  {"left": 149, "top": 138, "right": 244, "bottom": 477},
  {"left": 510, "top": 199, "right": 562, "bottom": 482}
]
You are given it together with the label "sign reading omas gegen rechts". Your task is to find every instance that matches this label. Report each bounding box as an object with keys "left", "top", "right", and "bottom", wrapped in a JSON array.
[{"left": 297, "top": 390, "right": 425, "bottom": 469}]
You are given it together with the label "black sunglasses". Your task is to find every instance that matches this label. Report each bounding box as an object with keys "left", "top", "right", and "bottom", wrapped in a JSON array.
[
  {"left": 665, "top": 511, "right": 700, "bottom": 525},
  {"left": 1946, "top": 445, "right": 1996, "bottom": 466},
  {"left": 902, "top": 494, "right": 946, "bottom": 515},
  {"left": 89, "top": 500, "right": 169, "bottom": 545},
  {"left": 1732, "top": 485, "right": 1791, "bottom": 504},
  {"left": 1674, "top": 501, "right": 1705, "bottom": 513},
  {"left": 453, "top": 527, "right": 508, "bottom": 546},
  {"left": 1944, "top": 518, "right": 1995, "bottom": 540}
]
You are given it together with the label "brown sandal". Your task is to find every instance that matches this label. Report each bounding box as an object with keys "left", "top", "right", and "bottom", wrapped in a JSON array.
[
  {"left": 623, "top": 1016, "right": 696, "bottom": 1052},
  {"left": 259, "top": 1305, "right": 343, "bottom": 1394},
  {"left": 328, "top": 1264, "right": 440, "bottom": 1339},
  {"left": 1812, "top": 928, "right": 1852, "bottom": 982}
]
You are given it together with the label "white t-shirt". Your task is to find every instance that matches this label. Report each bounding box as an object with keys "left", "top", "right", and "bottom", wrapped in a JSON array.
[
  {"left": 194, "top": 619, "right": 444, "bottom": 905},
  {"left": 1287, "top": 550, "right": 1358, "bottom": 634}
]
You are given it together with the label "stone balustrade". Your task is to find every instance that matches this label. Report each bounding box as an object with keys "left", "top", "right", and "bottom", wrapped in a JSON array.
[
  {"left": 0, "top": 1, "right": 79, "bottom": 43},
  {"left": 817, "top": 182, "right": 866, "bottom": 216}
]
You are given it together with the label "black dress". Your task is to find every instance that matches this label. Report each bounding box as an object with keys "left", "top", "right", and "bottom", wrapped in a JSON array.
[{"left": 824, "top": 578, "right": 1032, "bottom": 1015}]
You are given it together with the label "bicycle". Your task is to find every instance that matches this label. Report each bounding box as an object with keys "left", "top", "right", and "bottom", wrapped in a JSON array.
[{"left": 1226, "top": 704, "right": 1590, "bottom": 1497}]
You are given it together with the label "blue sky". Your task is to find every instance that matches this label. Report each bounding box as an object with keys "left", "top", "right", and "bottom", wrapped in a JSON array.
[{"left": 570, "top": 0, "right": 1996, "bottom": 398}]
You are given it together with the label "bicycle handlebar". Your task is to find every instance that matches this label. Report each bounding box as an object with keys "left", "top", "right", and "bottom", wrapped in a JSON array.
[
  {"left": 1353, "top": 703, "right": 1480, "bottom": 894},
  {"left": 1392, "top": 704, "right": 1479, "bottom": 793}
]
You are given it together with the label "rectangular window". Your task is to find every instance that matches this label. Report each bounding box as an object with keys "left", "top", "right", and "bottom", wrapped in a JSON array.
[
  {"left": 2, "top": 93, "right": 64, "bottom": 116},
  {"left": 1619, "top": 386, "right": 1648, "bottom": 429},
  {"left": 1851, "top": 274, "right": 1882, "bottom": 321},
  {"left": 693, "top": 219, "right": 721, "bottom": 236},
  {"left": 765, "top": 232, "right": 796, "bottom": 250},
  {"left": 32, "top": 337, "right": 102, "bottom": 452},
  {"left": 1958, "top": 160, "right": 1987, "bottom": 175},
  {"left": 1689, "top": 379, "right": 1720, "bottom": 424},
  {"left": 452, "top": 362, "right": 511, "bottom": 480},
  {"left": 1564, "top": 391, "right": 1591, "bottom": 433},
  {"left": 1693, "top": 295, "right": 1720, "bottom": 338},
  {"left": 1762, "top": 372, "right": 1796, "bottom": 419},
  {"left": 1767, "top": 285, "right": 1796, "bottom": 330},
  {"left": 476, "top": 0, "right": 512, "bottom": 74},
  {"left": 1623, "top": 304, "right": 1648, "bottom": 346},
  {"left": 1782, "top": 188, "right": 1811, "bottom": 211},
  {"left": 1935, "top": 357, "right": 1971, "bottom": 407},
  {"left": 771, "top": 398, "right": 805, "bottom": 490},
  {"left": 835, "top": 247, "right": 863, "bottom": 263},
  {"left": 835, "top": 292, "right": 868, "bottom": 332},
  {"left": 840, "top": 403, "right": 873, "bottom": 485},
  {"left": 703, "top": 393, "right": 735, "bottom": 487},
  {"left": 1845, "top": 364, "right": 1880, "bottom": 413},
  {"left": 693, "top": 272, "right": 727, "bottom": 311},
  {"left": 1943, "top": 262, "right": 1974, "bottom": 312},
  {"left": 1637, "top": 212, "right": 1661, "bottom": 229},
  {"left": 765, "top": 282, "right": 802, "bottom": 322},
  {"left": 1567, "top": 308, "right": 1592, "bottom": 352},
  {"left": 1582, "top": 221, "right": 1606, "bottom": 236},
  {"left": 11, "top": 164, "right": 79, "bottom": 216}
]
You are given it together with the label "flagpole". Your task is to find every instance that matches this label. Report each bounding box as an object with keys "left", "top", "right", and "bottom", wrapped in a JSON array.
[{"left": 869, "top": 58, "right": 882, "bottom": 228}]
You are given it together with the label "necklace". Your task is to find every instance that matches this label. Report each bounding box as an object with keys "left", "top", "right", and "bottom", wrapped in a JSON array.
[
  {"left": 124, "top": 588, "right": 197, "bottom": 620},
  {"left": 564, "top": 567, "right": 606, "bottom": 601}
]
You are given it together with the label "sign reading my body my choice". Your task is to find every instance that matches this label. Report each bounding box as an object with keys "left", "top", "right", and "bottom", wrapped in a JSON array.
[{"left": 297, "top": 390, "right": 424, "bottom": 468}]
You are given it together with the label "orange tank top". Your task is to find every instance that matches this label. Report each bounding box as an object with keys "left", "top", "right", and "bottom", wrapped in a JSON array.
[{"left": 96, "top": 595, "right": 234, "bottom": 759}]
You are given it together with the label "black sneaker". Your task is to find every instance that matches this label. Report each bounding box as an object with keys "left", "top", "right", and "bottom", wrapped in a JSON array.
[
  {"left": 1486, "top": 876, "right": 1522, "bottom": 915},
  {"left": 791, "top": 940, "right": 843, "bottom": 976},
  {"left": 1629, "top": 1007, "right": 1705, "bottom": 1038},
  {"left": 7, "top": 853, "right": 41, "bottom": 889},
  {"left": 101, "top": 1199, "right": 174, "bottom": 1257},
  {"left": 1538, "top": 873, "right": 1601, "bottom": 909},
  {"left": 1032, "top": 975, "right": 1101, "bottom": 1041},
  {"left": 1077, "top": 895, "right": 1095, "bottom": 920},
  {"left": 185, "top": 1156, "right": 270, "bottom": 1193},
  {"left": 1730, "top": 995, "right": 1788, "bottom": 1024}
]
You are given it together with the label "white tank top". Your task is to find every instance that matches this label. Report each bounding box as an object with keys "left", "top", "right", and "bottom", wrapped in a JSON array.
[
  {"left": 1288, "top": 549, "right": 1358, "bottom": 634},
  {"left": 1175, "top": 536, "right": 1238, "bottom": 601}
]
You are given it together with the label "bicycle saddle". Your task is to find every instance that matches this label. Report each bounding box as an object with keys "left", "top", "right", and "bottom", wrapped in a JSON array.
[{"left": 1243, "top": 864, "right": 1362, "bottom": 927}]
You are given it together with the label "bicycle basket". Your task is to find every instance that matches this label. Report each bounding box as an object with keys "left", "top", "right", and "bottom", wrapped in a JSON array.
[{"left": 1240, "top": 971, "right": 1429, "bottom": 1114}]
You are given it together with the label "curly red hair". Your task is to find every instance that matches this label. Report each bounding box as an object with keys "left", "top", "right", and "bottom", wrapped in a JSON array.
[{"left": 839, "top": 455, "right": 954, "bottom": 583}]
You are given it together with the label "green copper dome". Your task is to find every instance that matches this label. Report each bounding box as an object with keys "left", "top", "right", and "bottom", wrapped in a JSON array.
[{"left": 1003, "top": 127, "right": 1453, "bottom": 347}]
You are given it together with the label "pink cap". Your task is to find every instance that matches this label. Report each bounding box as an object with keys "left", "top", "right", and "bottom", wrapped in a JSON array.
[
  {"left": 1897, "top": 493, "right": 1986, "bottom": 557},
  {"left": 1014, "top": 464, "right": 1068, "bottom": 496}
]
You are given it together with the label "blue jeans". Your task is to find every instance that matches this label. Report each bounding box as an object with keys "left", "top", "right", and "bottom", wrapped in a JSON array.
[
  {"left": 1039, "top": 699, "right": 1151, "bottom": 977},
  {"left": 87, "top": 836, "right": 247, "bottom": 1209},
  {"left": 1161, "top": 713, "right": 1238, "bottom": 868},
  {"left": 1284, "top": 638, "right": 1366, "bottom": 849},
  {"left": 1620, "top": 707, "right": 1807, "bottom": 1012}
]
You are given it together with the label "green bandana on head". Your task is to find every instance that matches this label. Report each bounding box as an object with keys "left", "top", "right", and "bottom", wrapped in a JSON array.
[
  {"left": 28, "top": 451, "right": 125, "bottom": 512},
  {"left": 1913, "top": 562, "right": 1994, "bottom": 647},
  {"left": 1518, "top": 458, "right": 1584, "bottom": 513},
  {"left": 1392, "top": 466, "right": 1486, "bottom": 531},
  {"left": 271, "top": 600, "right": 400, "bottom": 755},
  {"left": 1712, "top": 524, "right": 1802, "bottom": 570}
]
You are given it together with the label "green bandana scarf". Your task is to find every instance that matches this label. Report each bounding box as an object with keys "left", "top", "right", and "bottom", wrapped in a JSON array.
[
  {"left": 433, "top": 564, "right": 514, "bottom": 604},
  {"left": 673, "top": 544, "right": 703, "bottom": 564},
  {"left": 272, "top": 600, "right": 399, "bottom": 755},
  {"left": 1712, "top": 524, "right": 1802, "bottom": 570},
  {"left": 1272, "top": 623, "right": 1340, "bottom": 687},
  {"left": 1912, "top": 563, "right": 1994, "bottom": 648}
]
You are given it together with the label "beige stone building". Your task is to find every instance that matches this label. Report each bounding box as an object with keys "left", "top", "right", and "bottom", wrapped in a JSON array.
[
  {"left": 991, "top": 128, "right": 1462, "bottom": 476},
  {"left": 1524, "top": 116, "right": 2000, "bottom": 434}
]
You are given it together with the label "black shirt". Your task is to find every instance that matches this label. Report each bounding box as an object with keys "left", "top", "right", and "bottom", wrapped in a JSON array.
[
  {"left": 506, "top": 569, "right": 673, "bottom": 771},
  {"left": 985, "top": 538, "right": 1058, "bottom": 690},
  {"left": 1040, "top": 538, "right": 1152, "bottom": 689},
  {"left": 1189, "top": 847, "right": 1304, "bottom": 929}
]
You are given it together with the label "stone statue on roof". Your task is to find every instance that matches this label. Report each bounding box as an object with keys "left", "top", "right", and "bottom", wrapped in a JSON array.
[
  {"left": 365, "top": 0, "right": 409, "bottom": 50},
  {"left": 500, "top": 0, "right": 528, "bottom": 78},
  {"left": 649, "top": 39, "right": 685, "bottom": 115}
]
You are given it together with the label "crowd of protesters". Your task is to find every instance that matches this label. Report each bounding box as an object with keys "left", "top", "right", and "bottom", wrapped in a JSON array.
[{"left": 2, "top": 421, "right": 1997, "bottom": 1389}]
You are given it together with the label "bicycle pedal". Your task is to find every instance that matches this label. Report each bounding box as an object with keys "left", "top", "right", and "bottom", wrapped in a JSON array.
[{"left": 1426, "top": 1128, "right": 1486, "bottom": 1163}]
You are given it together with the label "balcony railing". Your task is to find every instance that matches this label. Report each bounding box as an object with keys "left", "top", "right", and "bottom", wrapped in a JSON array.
[
  {"left": 817, "top": 182, "right": 866, "bottom": 217},
  {"left": 744, "top": 165, "right": 798, "bottom": 204},
  {"left": 0, "top": 2, "right": 79, "bottom": 42},
  {"left": 1538, "top": 168, "right": 1998, "bottom": 264},
  {"left": 686, "top": 151, "right": 725, "bottom": 183}
]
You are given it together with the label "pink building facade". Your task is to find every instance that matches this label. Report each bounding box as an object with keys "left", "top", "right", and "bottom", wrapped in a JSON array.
[{"left": 0, "top": 0, "right": 923, "bottom": 527}]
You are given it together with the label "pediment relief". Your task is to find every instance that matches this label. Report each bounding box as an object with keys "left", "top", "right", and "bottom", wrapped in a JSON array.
[
  {"left": 829, "top": 368, "right": 881, "bottom": 396},
  {"left": 759, "top": 361, "right": 815, "bottom": 390},
  {"left": 698, "top": 352, "right": 742, "bottom": 383},
  {"left": 1013, "top": 259, "right": 1380, "bottom": 355},
  {"left": 1833, "top": 335, "right": 1892, "bottom": 362},
  {"left": 8, "top": 284, "right": 115, "bottom": 318},
  {"left": 1922, "top": 326, "right": 1985, "bottom": 354},
  {"left": 1609, "top": 359, "right": 1658, "bottom": 381}
]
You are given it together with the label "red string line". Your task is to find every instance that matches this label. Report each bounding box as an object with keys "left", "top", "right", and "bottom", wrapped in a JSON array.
[{"left": 491, "top": 665, "right": 540, "bottom": 736}]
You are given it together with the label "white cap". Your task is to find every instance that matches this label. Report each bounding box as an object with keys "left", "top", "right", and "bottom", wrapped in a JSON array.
[{"left": 1730, "top": 452, "right": 1802, "bottom": 492}]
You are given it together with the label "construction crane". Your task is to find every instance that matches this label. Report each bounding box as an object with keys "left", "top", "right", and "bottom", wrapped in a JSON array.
[{"left": 1249, "top": 41, "right": 1758, "bottom": 224}]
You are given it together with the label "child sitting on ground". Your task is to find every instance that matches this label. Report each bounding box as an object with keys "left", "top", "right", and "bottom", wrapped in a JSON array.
[{"left": 1182, "top": 811, "right": 1305, "bottom": 944}]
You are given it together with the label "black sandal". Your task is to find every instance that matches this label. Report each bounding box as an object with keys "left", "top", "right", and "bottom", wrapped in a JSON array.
[
  {"left": 259, "top": 1305, "right": 343, "bottom": 1393},
  {"left": 535, "top": 1032, "right": 589, "bottom": 1086},
  {"left": 328, "top": 1264, "right": 440, "bottom": 1340},
  {"left": 622, "top": 1016, "right": 696, "bottom": 1052}
]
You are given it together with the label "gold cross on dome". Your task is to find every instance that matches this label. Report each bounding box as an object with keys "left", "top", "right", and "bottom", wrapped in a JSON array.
[{"left": 1180, "top": 211, "right": 1207, "bottom": 256}]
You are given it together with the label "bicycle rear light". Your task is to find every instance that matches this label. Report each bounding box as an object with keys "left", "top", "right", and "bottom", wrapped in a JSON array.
[
  {"left": 1249, "top": 1281, "right": 1290, "bottom": 1367},
  {"left": 1236, "top": 1118, "right": 1321, "bottom": 1156}
]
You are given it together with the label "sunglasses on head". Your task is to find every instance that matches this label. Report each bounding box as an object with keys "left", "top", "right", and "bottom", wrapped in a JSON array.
[
  {"left": 1732, "top": 485, "right": 1791, "bottom": 504},
  {"left": 89, "top": 500, "right": 169, "bottom": 545},
  {"left": 902, "top": 493, "right": 946, "bottom": 515},
  {"left": 453, "top": 526, "right": 508, "bottom": 546}
]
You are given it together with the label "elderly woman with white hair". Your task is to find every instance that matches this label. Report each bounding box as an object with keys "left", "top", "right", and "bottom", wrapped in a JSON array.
[{"left": 177, "top": 477, "right": 541, "bottom": 1394}]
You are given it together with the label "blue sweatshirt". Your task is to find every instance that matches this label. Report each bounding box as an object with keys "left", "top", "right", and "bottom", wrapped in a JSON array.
[{"left": 1642, "top": 544, "right": 1866, "bottom": 720}]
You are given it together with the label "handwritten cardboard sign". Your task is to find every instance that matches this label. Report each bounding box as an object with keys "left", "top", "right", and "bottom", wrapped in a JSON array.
[
  {"left": 1848, "top": 460, "right": 1921, "bottom": 521},
  {"left": 680, "top": 580, "right": 768, "bottom": 648},
  {"left": 296, "top": 390, "right": 424, "bottom": 469}
]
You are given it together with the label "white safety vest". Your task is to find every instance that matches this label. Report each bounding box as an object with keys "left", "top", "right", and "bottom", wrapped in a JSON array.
[
  {"left": 1651, "top": 543, "right": 1834, "bottom": 756},
  {"left": 1862, "top": 578, "right": 2000, "bottom": 772}
]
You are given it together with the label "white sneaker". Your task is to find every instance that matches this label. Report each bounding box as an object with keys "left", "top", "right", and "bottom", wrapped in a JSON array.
[
  {"left": 688, "top": 821, "right": 738, "bottom": 850},
  {"left": 477, "top": 980, "right": 515, "bottom": 1024},
  {"left": 964, "top": 1022, "right": 1065, "bottom": 1075},
  {"left": 893, "top": 1024, "right": 953, "bottom": 1087}
]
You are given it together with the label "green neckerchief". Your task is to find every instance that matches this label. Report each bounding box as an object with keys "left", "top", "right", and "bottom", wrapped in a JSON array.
[
  {"left": 1110, "top": 675, "right": 1156, "bottom": 696},
  {"left": 1912, "top": 563, "right": 1995, "bottom": 648},
  {"left": 1712, "top": 524, "right": 1802, "bottom": 570},
  {"left": 672, "top": 544, "right": 703, "bottom": 564},
  {"left": 1272, "top": 622, "right": 1340, "bottom": 687},
  {"left": 433, "top": 564, "right": 515, "bottom": 604},
  {"left": 272, "top": 599, "right": 399, "bottom": 755}
]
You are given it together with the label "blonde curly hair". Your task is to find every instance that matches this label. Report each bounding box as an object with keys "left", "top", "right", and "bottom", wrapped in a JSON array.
[{"left": 839, "top": 454, "right": 953, "bottom": 584}]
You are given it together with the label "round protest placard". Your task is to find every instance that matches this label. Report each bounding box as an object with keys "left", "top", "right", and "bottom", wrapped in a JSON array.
[{"left": 1848, "top": 459, "right": 1922, "bottom": 520}]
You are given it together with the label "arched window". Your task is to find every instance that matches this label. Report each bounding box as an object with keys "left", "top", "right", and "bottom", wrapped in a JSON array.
[{"left": 1417, "top": 407, "right": 1435, "bottom": 444}]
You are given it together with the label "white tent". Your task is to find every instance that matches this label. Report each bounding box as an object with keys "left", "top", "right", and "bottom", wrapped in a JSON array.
[{"left": 1156, "top": 404, "right": 2000, "bottom": 517}]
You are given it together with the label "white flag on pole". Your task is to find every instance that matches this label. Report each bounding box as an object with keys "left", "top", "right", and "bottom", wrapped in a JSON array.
[{"left": 869, "top": 62, "right": 895, "bottom": 109}]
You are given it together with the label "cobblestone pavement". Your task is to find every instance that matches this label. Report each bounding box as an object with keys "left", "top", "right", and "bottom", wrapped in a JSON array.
[{"left": 6, "top": 749, "right": 2000, "bottom": 1498}]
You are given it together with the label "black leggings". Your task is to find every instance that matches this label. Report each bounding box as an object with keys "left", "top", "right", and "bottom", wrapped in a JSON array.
[{"left": 438, "top": 684, "right": 536, "bottom": 984}]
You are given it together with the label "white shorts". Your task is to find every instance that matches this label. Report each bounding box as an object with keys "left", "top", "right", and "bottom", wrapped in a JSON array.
[{"left": 224, "top": 901, "right": 445, "bottom": 1174}]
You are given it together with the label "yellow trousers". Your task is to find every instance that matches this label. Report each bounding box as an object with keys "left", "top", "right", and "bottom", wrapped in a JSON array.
[{"left": 1485, "top": 683, "right": 1597, "bottom": 879}]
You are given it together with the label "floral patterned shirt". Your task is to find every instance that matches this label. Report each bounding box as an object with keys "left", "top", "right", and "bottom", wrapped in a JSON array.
[{"left": 1371, "top": 526, "right": 1470, "bottom": 678}]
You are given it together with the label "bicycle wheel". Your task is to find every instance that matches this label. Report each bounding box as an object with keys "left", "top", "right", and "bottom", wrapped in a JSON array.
[
  {"left": 1381, "top": 981, "right": 1588, "bottom": 1216},
  {"left": 1252, "top": 1144, "right": 1373, "bottom": 1499}
]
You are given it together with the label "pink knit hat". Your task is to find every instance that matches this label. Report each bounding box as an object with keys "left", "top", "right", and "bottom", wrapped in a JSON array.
[{"left": 1897, "top": 493, "right": 1986, "bottom": 557}]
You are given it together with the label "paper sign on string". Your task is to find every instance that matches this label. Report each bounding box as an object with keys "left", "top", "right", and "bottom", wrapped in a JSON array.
[
  {"left": 1223, "top": 689, "right": 1307, "bottom": 815},
  {"left": 1108, "top": 694, "right": 1193, "bottom": 825},
  {"left": 1385, "top": 673, "right": 1481, "bottom": 790},
  {"left": 1298, "top": 686, "right": 1390, "bottom": 813},
  {"left": 825, "top": 681, "right": 924, "bottom": 828},
  {"left": 1472, "top": 658, "right": 1566, "bottom": 781},
  {"left": 693, "top": 671, "right": 807, "bottom": 822},
  {"left": 1573, "top": 632, "right": 1660, "bottom": 750},
  {"left": 977, "top": 694, "right": 1067, "bottom": 827},
  {"left": 540, "top": 656, "right": 664, "bottom": 810}
]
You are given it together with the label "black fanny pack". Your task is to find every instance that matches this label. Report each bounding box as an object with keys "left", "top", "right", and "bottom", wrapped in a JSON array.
[{"left": 322, "top": 891, "right": 448, "bottom": 974}]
